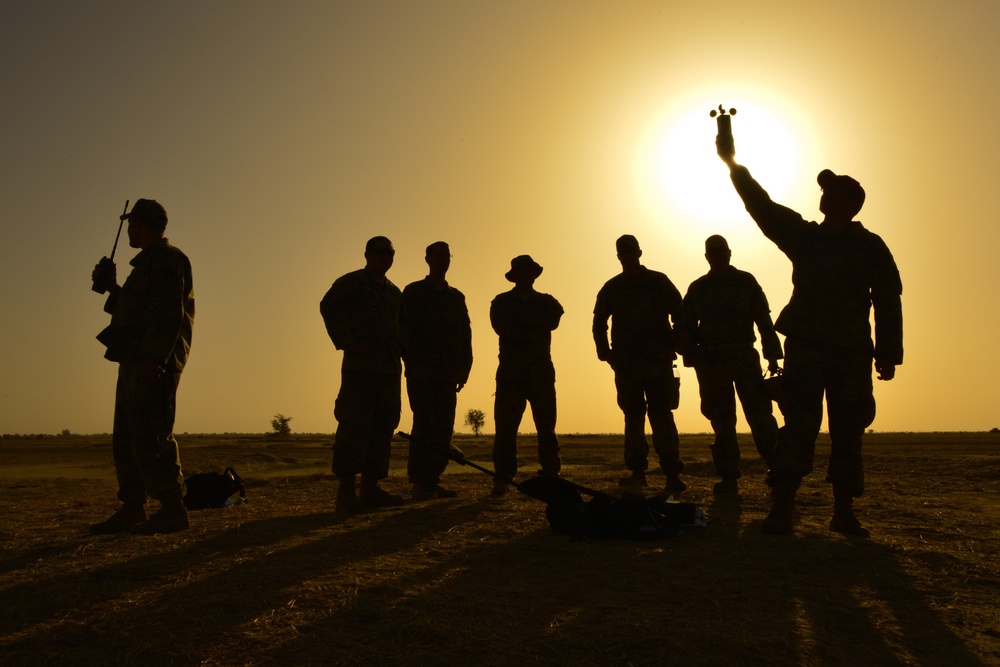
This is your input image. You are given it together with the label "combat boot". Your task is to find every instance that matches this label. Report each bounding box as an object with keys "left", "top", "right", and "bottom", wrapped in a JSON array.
[
  {"left": 618, "top": 470, "right": 647, "bottom": 490},
  {"left": 662, "top": 473, "right": 687, "bottom": 495},
  {"left": 129, "top": 498, "right": 190, "bottom": 535},
  {"left": 359, "top": 475, "right": 404, "bottom": 508},
  {"left": 412, "top": 480, "right": 459, "bottom": 499},
  {"left": 410, "top": 481, "right": 438, "bottom": 501},
  {"left": 713, "top": 477, "right": 739, "bottom": 494},
  {"left": 90, "top": 501, "right": 147, "bottom": 535},
  {"left": 336, "top": 475, "right": 363, "bottom": 512},
  {"left": 432, "top": 484, "right": 458, "bottom": 499},
  {"left": 761, "top": 485, "right": 797, "bottom": 534},
  {"left": 830, "top": 487, "right": 870, "bottom": 538}
]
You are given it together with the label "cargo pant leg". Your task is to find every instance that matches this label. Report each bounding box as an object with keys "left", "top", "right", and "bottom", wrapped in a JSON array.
[
  {"left": 767, "top": 338, "right": 824, "bottom": 489},
  {"left": 614, "top": 371, "right": 650, "bottom": 473},
  {"left": 825, "top": 352, "right": 875, "bottom": 497},
  {"left": 696, "top": 363, "right": 740, "bottom": 479},
  {"left": 115, "top": 362, "right": 185, "bottom": 504},
  {"left": 334, "top": 368, "right": 400, "bottom": 479},
  {"left": 493, "top": 380, "right": 527, "bottom": 480},
  {"left": 526, "top": 379, "right": 560, "bottom": 475},
  {"left": 645, "top": 371, "right": 682, "bottom": 475},
  {"left": 365, "top": 371, "right": 401, "bottom": 479},
  {"left": 112, "top": 366, "right": 147, "bottom": 504},
  {"left": 732, "top": 350, "right": 779, "bottom": 466},
  {"left": 333, "top": 368, "right": 375, "bottom": 478},
  {"left": 407, "top": 376, "right": 456, "bottom": 485}
]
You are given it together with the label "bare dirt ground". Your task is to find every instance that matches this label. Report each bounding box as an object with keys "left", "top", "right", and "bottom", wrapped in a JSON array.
[{"left": 1, "top": 432, "right": 998, "bottom": 666}]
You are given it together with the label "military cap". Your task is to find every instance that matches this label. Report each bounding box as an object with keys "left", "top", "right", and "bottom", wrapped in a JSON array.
[
  {"left": 818, "top": 169, "right": 865, "bottom": 213},
  {"left": 120, "top": 199, "right": 168, "bottom": 228}
]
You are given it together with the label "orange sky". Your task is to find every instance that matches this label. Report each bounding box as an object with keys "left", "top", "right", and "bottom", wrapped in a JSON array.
[{"left": 2, "top": 1, "right": 998, "bottom": 435}]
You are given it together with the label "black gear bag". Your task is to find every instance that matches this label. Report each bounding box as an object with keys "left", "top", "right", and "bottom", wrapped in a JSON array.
[{"left": 183, "top": 467, "right": 247, "bottom": 510}]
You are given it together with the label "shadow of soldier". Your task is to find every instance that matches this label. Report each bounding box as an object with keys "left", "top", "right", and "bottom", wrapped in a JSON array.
[
  {"left": 234, "top": 501, "right": 986, "bottom": 666},
  {"left": 0, "top": 499, "right": 489, "bottom": 664},
  {"left": 756, "top": 535, "right": 985, "bottom": 666},
  {"left": 0, "top": 464, "right": 989, "bottom": 666}
]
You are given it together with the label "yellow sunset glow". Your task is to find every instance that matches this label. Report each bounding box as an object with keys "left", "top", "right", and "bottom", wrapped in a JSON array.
[
  {"left": 635, "top": 88, "right": 815, "bottom": 249},
  {"left": 1, "top": 2, "right": 997, "bottom": 436}
]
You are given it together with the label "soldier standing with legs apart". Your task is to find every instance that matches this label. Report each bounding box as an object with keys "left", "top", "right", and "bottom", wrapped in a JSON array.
[
  {"left": 400, "top": 242, "right": 473, "bottom": 500},
  {"left": 489, "top": 255, "right": 563, "bottom": 497},
  {"left": 678, "top": 235, "right": 782, "bottom": 495},
  {"left": 321, "top": 236, "right": 405, "bottom": 512},
  {"left": 90, "top": 199, "right": 195, "bottom": 535},
  {"left": 717, "top": 129, "right": 902, "bottom": 537},
  {"left": 593, "top": 235, "right": 686, "bottom": 496}
]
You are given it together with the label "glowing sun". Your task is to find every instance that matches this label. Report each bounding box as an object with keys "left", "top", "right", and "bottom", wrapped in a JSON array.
[{"left": 635, "top": 89, "right": 815, "bottom": 247}]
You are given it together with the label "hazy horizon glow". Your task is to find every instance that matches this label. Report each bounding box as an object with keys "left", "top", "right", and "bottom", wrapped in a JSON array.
[{"left": 2, "top": 1, "right": 998, "bottom": 437}]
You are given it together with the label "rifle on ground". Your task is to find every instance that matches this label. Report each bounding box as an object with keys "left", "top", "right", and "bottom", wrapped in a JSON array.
[
  {"left": 91, "top": 200, "right": 129, "bottom": 294},
  {"left": 397, "top": 431, "right": 704, "bottom": 540},
  {"left": 397, "top": 430, "right": 610, "bottom": 502}
]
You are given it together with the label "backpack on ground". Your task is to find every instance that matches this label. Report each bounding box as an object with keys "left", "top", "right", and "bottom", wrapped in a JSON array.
[
  {"left": 519, "top": 475, "right": 706, "bottom": 541},
  {"left": 183, "top": 467, "right": 247, "bottom": 510}
]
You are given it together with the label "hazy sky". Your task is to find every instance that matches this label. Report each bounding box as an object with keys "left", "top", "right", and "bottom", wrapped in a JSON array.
[{"left": 2, "top": 1, "right": 997, "bottom": 435}]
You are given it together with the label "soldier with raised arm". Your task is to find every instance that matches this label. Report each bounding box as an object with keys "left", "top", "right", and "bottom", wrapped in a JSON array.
[{"left": 717, "top": 133, "right": 903, "bottom": 537}]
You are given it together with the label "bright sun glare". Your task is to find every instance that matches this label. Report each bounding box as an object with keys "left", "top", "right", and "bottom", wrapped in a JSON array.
[{"left": 635, "top": 89, "right": 815, "bottom": 249}]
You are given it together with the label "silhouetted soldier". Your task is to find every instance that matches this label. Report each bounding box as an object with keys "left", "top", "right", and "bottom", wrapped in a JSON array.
[
  {"left": 489, "top": 255, "right": 563, "bottom": 496},
  {"left": 90, "top": 199, "right": 195, "bottom": 535},
  {"left": 593, "top": 235, "right": 686, "bottom": 495},
  {"left": 718, "top": 136, "right": 902, "bottom": 537},
  {"left": 400, "top": 241, "right": 473, "bottom": 500},
  {"left": 320, "top": 236, "right": 405, "bottom": 512},
  {"left": 678, "top": 235, "right": 782, "bottom": 494}
]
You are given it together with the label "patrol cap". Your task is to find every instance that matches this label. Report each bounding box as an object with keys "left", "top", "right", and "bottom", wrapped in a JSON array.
[
  {"left": 817, "top": 169, "right": 865, "bottom": 214},
  {"left": 120, "top": 199, "right": 168, "bottom": 228},
  {"left": 616, "top": 234, "right": 640, "bottom": 253},
  {"left": 505, "top": 255, "right": 543, "bottom": 282}
]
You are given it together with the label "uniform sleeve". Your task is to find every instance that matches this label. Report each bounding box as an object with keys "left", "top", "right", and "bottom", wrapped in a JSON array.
[
  {"left": 399, "top": 285, "right": 415, "bottom": 362},
  {"left": 665, "top": 278, "right": 683, "bottom": 329},
  {"left": 489, "top": 296, "right": 509, "bottom": 337},
  {"left": 676, "top": 284, "right": 698, "bottom": 364},
  {"left": 457, "top": 292, "right": 474, "bottom": 384},
  {"left": 871, "top": 239, "right": 904, "bottom": 365},
  {"left": 592, "top": 287, "right": 611, "bottom": 361},
  {"left": 103, "top": 289, "right": 119, "bottom": 315},
  {"left": 750, "top": 277, "right": 783, "bottom": 361},
  {"left": 545, "top": 295, "right": 564, "bottom": 331},
  {"left": 320, "top": 278, "right": 355, "bottom": 351},
  {"left": 731, "top": 165, "right": 810, "bottom": 253}
]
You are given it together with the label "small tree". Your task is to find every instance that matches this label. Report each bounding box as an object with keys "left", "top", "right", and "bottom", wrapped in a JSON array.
[
  {"left": 271, "top": 413, "right": 293, "bottom": 436},
  {"left": 464, "top": 408, "right": 486, "bottom": 436}
]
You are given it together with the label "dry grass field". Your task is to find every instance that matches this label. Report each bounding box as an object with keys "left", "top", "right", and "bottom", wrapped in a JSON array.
[{"left": 1, "top": 432, "right": 998, "bottom": 666}]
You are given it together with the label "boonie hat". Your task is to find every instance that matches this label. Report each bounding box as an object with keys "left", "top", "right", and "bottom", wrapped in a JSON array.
[{"left": 505, "top": 255, "right": 543, "bottom": 282}]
